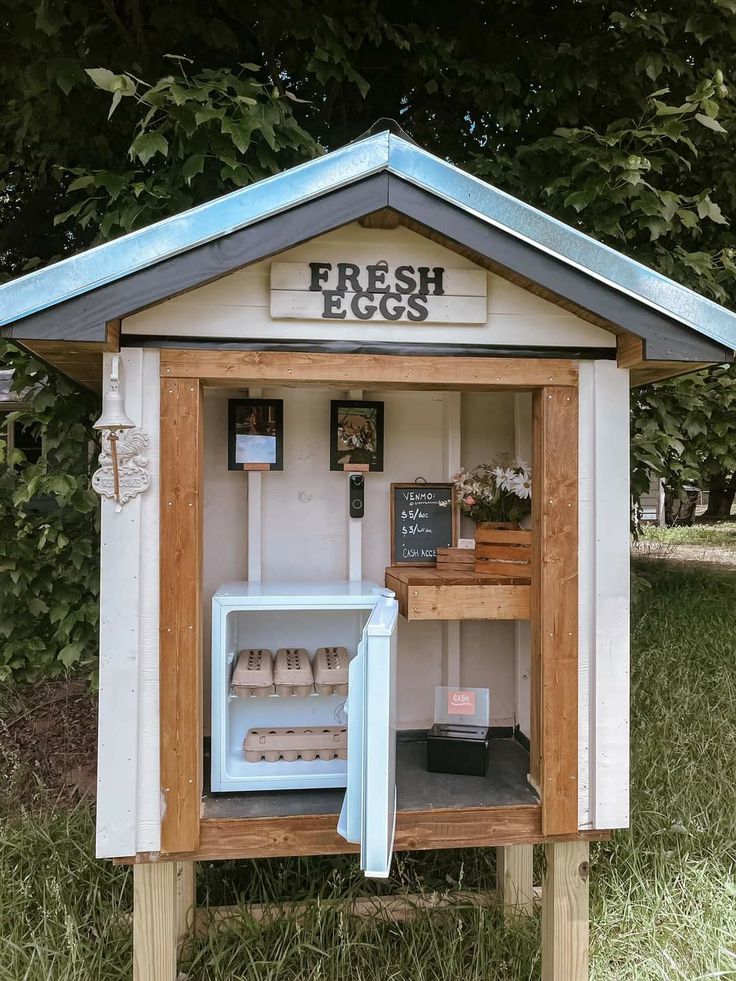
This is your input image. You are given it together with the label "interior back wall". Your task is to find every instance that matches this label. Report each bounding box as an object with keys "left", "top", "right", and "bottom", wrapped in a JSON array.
[{"left": 202, "top": 387, "right": 525, "bottom": 733}]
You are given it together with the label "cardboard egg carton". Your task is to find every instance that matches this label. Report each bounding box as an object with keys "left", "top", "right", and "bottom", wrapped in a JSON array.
[
  {"left": 314, "top": 647, "right": 349, "bottom": 695},
  {"left": 231, "top": 649, "right": 274, "bottom": 698},
  {"left": 274, "top": 648, "right": 314, "bottom": 696},
  {"left": 243, "top": 725, "right": 348, "bottom": 763}
]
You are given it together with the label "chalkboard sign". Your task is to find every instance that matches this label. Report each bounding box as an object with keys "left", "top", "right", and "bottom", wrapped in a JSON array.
[{"left": 390, "top": 483, "right": 457, "bottom": 566}]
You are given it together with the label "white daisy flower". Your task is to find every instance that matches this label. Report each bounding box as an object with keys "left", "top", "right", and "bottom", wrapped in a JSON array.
[{"left": 509, "top": 472, "right": 532, "bottom": 499}]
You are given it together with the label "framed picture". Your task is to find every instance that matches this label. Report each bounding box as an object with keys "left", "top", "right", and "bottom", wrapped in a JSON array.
[
  {"left": 330, "top": 400, "right": 384, "bottom": 472},
  {"left": 228, "top": 399, "right": 284, "bottom": 471}
]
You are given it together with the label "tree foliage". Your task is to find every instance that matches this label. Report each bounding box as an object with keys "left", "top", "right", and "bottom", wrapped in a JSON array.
[
  {"left": 57, "top": 62, "right": 320, "bottom": 240},
  {"left": 631, "top": 364, "right": 736, "bottom": 516},
  {"left": 0, "top": 346, "right": 100, "bottom": 681}
]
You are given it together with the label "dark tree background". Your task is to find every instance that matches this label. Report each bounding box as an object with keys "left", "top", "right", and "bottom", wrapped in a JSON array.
[{"left": 3, "top": 0, "right": 736, "bottom": 289}]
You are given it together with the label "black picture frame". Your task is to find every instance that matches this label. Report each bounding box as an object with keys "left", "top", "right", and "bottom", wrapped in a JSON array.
[
  {"left": 228, "top": 398, "right": 284, "bottom": 471},
  {"left": 329, "top": 399, "right": 385, "bottom": 472}
]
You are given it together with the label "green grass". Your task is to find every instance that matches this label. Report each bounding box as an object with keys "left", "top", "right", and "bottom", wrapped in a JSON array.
[
  {"left": 1, "top": 562, "right": 735, "bottom": 979},
  {"left": 639, "top": 522, "right": 736, "bottom": 549}
]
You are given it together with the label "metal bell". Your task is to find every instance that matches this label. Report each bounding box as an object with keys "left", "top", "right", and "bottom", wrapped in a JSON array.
[{"left": 94, "top": 354, "right": 135, "bottom": 431}]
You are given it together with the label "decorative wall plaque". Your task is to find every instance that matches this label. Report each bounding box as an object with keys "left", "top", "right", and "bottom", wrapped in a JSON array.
[
  {"left": 270, "top": 260, "right": 487, "bottom": 324},
  {"left": 92, "top": 428, "right": 150, "bottom": 504}
]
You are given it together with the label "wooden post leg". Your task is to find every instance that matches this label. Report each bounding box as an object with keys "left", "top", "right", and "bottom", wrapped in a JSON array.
[
  {"left": 175, "top": 861, "right": 197, "bottom": 947},
  {"left": 542, "top": 841, "right": 589, "bottom": 981},
  {"left": 133, "top": 863, "right": 177, "bottom": 981},
  {"left": 496, "top": 845, "right": 534, "bottom": 921}
]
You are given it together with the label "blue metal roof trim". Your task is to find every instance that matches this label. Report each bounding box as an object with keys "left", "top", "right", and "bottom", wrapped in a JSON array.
[
  {"left": 1, "top": 127, "right": 735, "bottom": 352},
  {"left": 0, "top": 132, "right": 390, "bottom": 328},
  {"left": 387, "top": 136, "right": 736, "bottom": 350}
]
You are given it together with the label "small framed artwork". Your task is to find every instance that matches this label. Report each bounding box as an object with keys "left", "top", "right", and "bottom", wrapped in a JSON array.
[
  {"left": 228, "top": 399, "right": 284, "bottom": 471},
  {"left": 330, "top": 400, "right": 384, "bottom": 472}
]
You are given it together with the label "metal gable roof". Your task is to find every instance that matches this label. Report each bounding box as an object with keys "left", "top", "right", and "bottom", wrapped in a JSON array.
[{"left": 1, "top": 129, "right": 736, "bottom": 352}]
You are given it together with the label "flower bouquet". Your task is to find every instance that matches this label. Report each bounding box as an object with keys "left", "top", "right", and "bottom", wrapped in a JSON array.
[{"left": 454, "top": 459, "right": 532, "bottom": 526}]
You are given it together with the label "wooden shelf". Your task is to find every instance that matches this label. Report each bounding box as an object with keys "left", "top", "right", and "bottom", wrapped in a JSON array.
[{"left": 385, "top": 566, "right": 531, "bottom": 621}]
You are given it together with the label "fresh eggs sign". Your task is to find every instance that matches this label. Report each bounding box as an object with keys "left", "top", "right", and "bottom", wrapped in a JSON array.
[{"left": 270, "top": 261, "right": 487, "bottom": 324}]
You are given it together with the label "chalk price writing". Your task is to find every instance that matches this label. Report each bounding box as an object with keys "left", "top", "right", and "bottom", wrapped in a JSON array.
[
  {"left": 391, "top": 482, "right": 454, "bottom": 565},
  {"left": 402, "top": 524, "right": 430, "bottom": 536}
]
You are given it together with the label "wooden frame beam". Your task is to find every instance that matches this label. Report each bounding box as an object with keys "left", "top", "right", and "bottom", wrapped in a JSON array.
[
  {"left": 160, "top": 349, "right": 578, "bottom": 389},
  {"left": 532, "top": 387, "right": 579, "bottom": 836},
  {"left": 121, "top": 806, "right": 608, "bottom": 864},
  {"left": 153, "top": 353, "right": 583, "bottom": 862},
  {"left": 160, "top": 377, "right": 203, "bottom": 854}
]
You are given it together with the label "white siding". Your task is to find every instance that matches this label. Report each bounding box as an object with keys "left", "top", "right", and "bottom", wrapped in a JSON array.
[
  {"left": 96, "top": 348, "right": 161, "bottom": 858},
  {"left": 578, "top": 361, "right": 630, "bottom": 830},
  {"left": 122, "top": 224, "right": 616, "bottom": 350}
]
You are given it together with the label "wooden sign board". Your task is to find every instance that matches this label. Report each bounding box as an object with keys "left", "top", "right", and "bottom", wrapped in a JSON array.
[
  {"left": 390, "top": 483, "right": 457, "bottom": 566},
  {"left": 270, "top": 261, "right": 487, "bottom": 324}
]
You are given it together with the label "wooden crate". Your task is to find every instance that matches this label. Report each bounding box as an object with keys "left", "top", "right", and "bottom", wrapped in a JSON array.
[
  {"left": 474, "top": 526, "right": 532, "bottom": 580},
  {"left": 436, "top": 546, "right": 476, "bottom": 571},
  {"left": 385, "top": 567, "right": 531, "bottom": 621}
]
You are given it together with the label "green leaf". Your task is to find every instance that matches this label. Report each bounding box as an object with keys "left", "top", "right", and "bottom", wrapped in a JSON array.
[
  {"left": 130, "top": 131, "right": 169, "bottom": 165},
  {"left": 67, "top": 175, "right": 95, "bottom": 192},
  {"left": 654, "top": 100, "right": 694, "bottom": 116},
  {"left": 59, "top": 642, "right": 84, "bottom": 667},
  {"left": 694, "top": 113, "right": 727, "bottom": 133},
  {"left": 700, "top": 98, "right": 720, "bottom": 118},
  {"left": 194, "top": 108, "right": 224, "bottom": 126},
  {"left": 85, "top": 67, "right": 119, "bottom": 92},
  {"left": 182, "top": 154, "right": 205, "bottom": 185},
  {"left": 108, "top": 90, "right": 123, "bottom": 119},
  {"left": 28, "top": 597, "right": 49, "bottom": 617},
  {"left": 563, "top": 189, "right": 592, "bottom": 212},
  {"left": 696, "top": 197, "right": 728, "bottom": 225},
  {"left": 677, "top": 208, "right": 699, "bottom": 228}
]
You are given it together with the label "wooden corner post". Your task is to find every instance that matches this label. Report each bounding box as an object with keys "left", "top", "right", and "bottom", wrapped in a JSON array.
[
  {"left": 542, "top": 840, "right": 589, "bottom": 981},
  {"left": 531, "top": 386, "right": 579, "bottom": 836},
  {"left": 133, "top": 863, "right": 177, "bottom": 981},
  {"left": 160, "top": 377, "right": 203, "bottom": 854}
]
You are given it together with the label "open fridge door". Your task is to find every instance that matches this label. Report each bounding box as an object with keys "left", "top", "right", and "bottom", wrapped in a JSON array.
[{"left": 337, "top": 591, "right": 399, "bottom": 878}]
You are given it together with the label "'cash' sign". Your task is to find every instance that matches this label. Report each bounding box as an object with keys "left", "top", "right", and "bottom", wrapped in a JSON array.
[{"left": 270, "top": 261, "right": 487, "bottom": 325}]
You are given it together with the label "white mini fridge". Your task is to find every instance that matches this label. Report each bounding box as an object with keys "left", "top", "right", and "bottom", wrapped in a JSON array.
[{"left": 211, "top": 580, "right": 399, "bottom": 877}]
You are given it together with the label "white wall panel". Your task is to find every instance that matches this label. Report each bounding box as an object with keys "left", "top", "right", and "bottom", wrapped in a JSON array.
[
  {"left": 578, "top": 361, "right": 631, "bottom": 830},
  {"left": 123, "top": 224, "right": 616, "bottom": 349},
  {"left": 577, "top": 365, "right": 595, "bottom": 829},
  {"left": 200, "top": 386, "right": 519, "bottom": 732},
  {"left": 135, "top": 350, "right": 161, "bottom": 852},
  {"left": 592, "top": 362, "right": 631, "bottom": 828},
  {"left": 96, "top": 348, "right": 160, "bottom": 858}
]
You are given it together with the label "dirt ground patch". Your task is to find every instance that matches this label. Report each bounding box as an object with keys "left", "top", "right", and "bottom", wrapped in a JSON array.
[{"left": 0, "top": 678, "right": 97, "bottom": 813}]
